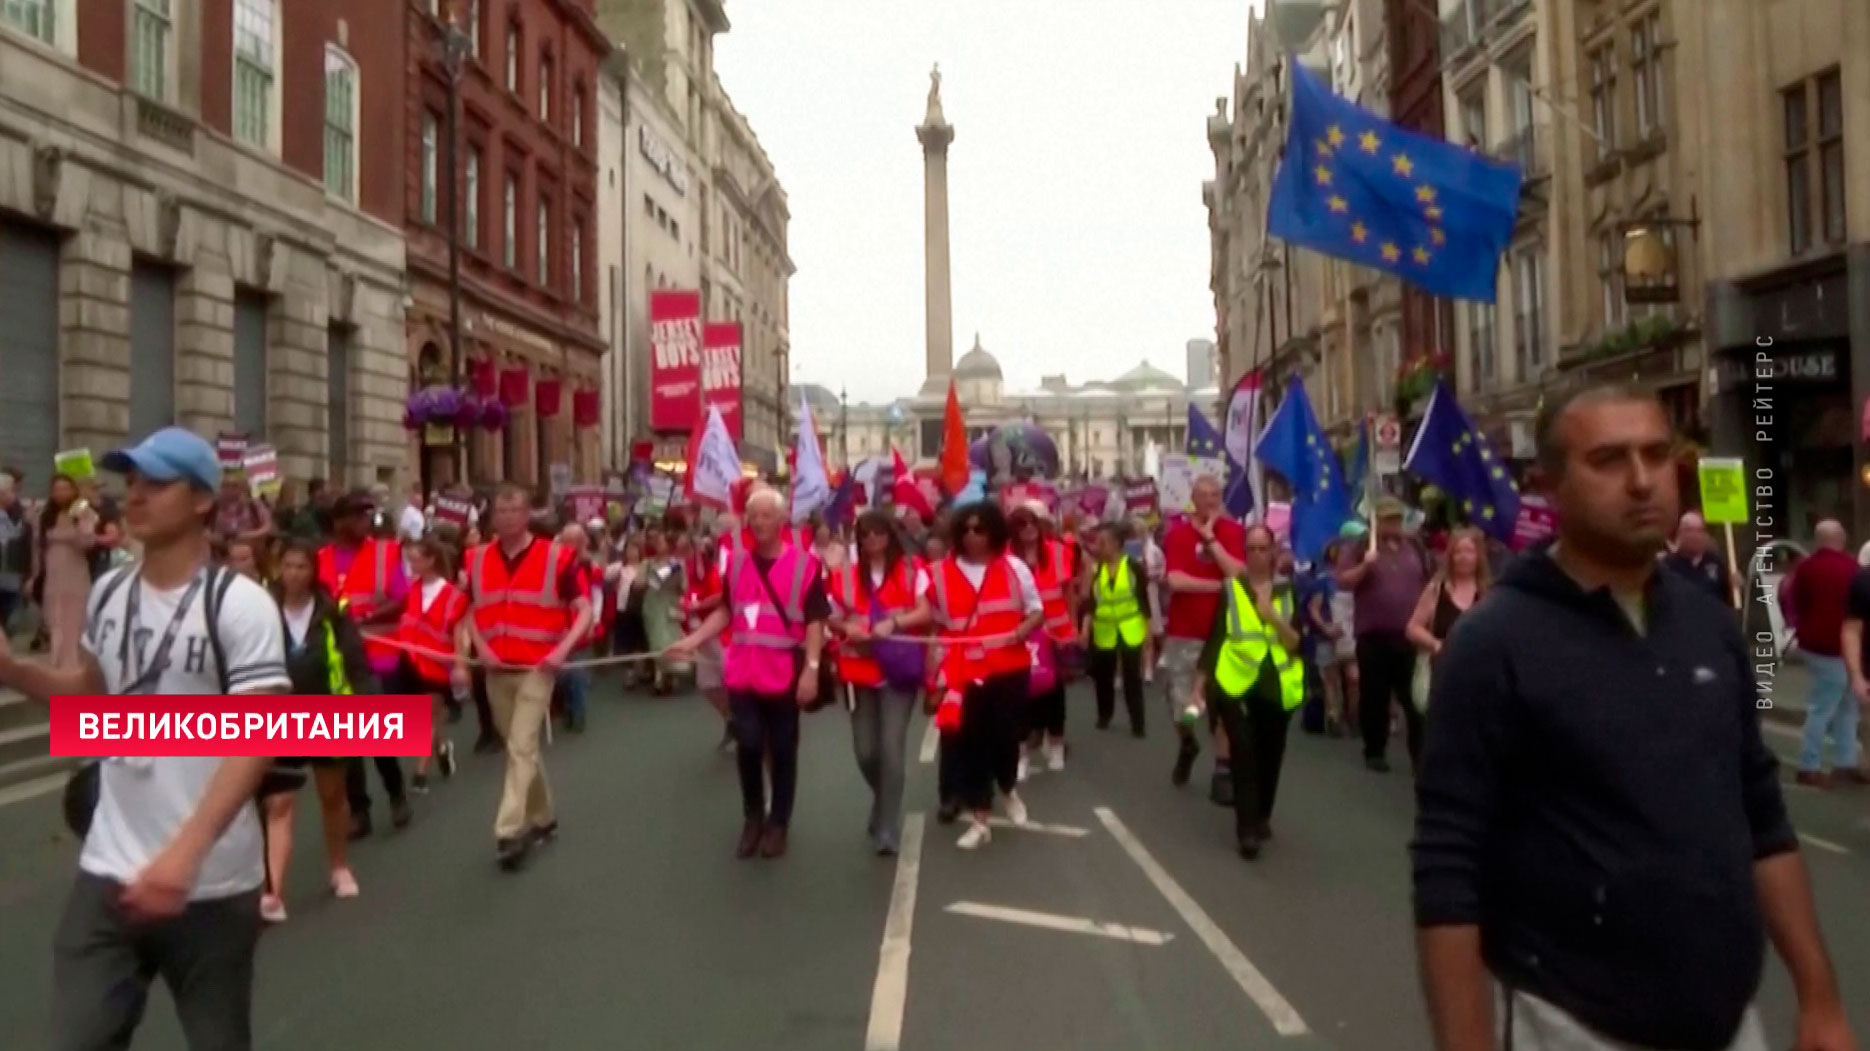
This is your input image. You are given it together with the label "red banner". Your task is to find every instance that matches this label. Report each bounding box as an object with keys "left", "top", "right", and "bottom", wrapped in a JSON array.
[
  {"left": 51, "top": 695, "right": 433, "bottom": 757},
  {"left": 649, "top": 289, "right": 704, "bottom": 432},
  {"left": 702, "top": 321, "right": 744, "bottom": 442}
]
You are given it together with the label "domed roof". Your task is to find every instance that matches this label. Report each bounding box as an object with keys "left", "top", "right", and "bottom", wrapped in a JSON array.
[
  {"left": 954, "top": 333, "right": 1003, "bottom": 380},
  {"left": 1111, "top": 360, "right": 1186, "bottom": 390}
]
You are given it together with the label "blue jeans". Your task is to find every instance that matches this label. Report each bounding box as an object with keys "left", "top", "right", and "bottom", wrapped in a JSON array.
[
  {"left": 1798, "top": 653, "right": 1859, "bottom": 771},
  {"left": 557, "top": 667, "right": 590, "bottom": 722}
]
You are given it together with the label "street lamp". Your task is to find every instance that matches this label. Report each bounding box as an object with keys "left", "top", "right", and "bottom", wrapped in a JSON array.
[
  {"left": 838, "top": 385, "right": 849, "bottom": 466},
  {"left": 437, "top": 11, "right": 472, "bottom": 483}
]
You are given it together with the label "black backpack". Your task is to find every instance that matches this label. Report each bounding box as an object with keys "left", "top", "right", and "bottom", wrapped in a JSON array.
[{"left": 62, "top": 565, "right": 238, "bottom": 838}]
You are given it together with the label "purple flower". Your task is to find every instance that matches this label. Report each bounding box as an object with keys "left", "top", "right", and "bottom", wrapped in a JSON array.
[
  {"left": 453, "top": 393, "right": 480, "bottom": 429},
  {"left": 479, "top": 398, "right": 509, "bottom": 431},
  {"left": 401, "top": 407, "right": 421, "bottom": 431}
]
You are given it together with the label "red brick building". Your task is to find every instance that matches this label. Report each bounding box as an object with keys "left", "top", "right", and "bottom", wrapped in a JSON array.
[
  {"left": 404, "top": 0, "right": 609, "bottom": 489},
  {"left": 1386, "top": 0, "right": 1455, "bottom": 367}
]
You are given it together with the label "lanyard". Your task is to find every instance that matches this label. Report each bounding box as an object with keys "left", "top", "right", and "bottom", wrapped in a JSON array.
[{"left": 118, "top": 571, "right": 208, "bottom": 695}]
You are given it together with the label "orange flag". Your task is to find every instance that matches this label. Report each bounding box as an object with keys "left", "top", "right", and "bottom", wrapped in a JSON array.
[{"left": 939, "top": 380, "right": 970, "bottom": 496}]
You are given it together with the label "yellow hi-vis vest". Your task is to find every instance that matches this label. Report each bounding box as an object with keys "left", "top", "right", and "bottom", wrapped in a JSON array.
[
  {"left": 1212, "top": 579, "right": 1305, "bottom": 710},
  {"left": 1091, "top": 559, "right": 1148, "bottom": 650}
]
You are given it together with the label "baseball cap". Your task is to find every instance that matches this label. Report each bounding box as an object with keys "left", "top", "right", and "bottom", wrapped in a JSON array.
[
  {"left": 100, "top": 427, "right": 220, "bottom": 491},
  {"left": 1374, "top": 496, "right": 1406, "bottom": 520}
]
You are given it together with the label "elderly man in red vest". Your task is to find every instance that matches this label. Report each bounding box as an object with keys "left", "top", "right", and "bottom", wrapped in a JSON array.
[
  {"left": 672, "top": 487, "right": 828, "bottom": 859},
  {"left": 318, "top": 489, "right": 413, "bottom": 837},
  {"left": 463, "top": 483, "right": 594, "bottom": 871}
]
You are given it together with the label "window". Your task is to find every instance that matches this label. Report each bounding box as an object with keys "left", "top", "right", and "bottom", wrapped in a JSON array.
[
  {"left": 464, "top": 149, "right": 481, "bottom": 248},
  {"left": 323, "top": 48, "right": 358, "bottom": 201},
  {"left": 505, "top": 21, "right": 519, "bottom": 93},
  {"left": 538, "top": 54, "right": 552, "bottom": 120},
  {"left": 572, "top": 85, "right": 584, "bottom": 147},
  {"left": 1631, "top": 13, "right": 1664, "bottom": 136},
  {"left": 1588, "top": 44, "right": 1616, "bottom": 159},
  {"left": 1513, "top": 244, "right": 1547, "bottom": 378},
  {"left": 503, "top": 173, "right": 517, "bottom": 268},
  {"left": 1597, "top": 231, "right": 1624, "bottom": 330},
  {"left": 2, "top": 0, "right": 55, "bottom": 43},
  {"left": 1468, "top": 302, "right": 1496, "bottom": 389},
  {"left": 131, "top": 0, "right": 173, "bottom": 101},
  {"left": 537, "top": 196, "right": 550, "bottom": 284},
  {"left": 1459, "top": 90, "right": 1486, "bottom": 150},
  {"left": 419, "top": 111, "right": 439, "bottom": 224},
  {"left": 232, "top": 0, "right": 276, "bottom": 148},
  {"left": 465, "top": 0, "right": 478, "bottom": 56},
  {"left": 1784, "top": 83, "right": 1812, "bottom": 253},
  {"left": 1817, "top": 71, "right": 1847, "bottom": 245},
  {"left": 570, "top": 220, "right": 582, "bottom": 301}
]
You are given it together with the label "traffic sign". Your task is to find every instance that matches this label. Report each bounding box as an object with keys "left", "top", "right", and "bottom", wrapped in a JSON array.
[{"left": 1373, "top": 414, "right": 1402, "bottom": 475}]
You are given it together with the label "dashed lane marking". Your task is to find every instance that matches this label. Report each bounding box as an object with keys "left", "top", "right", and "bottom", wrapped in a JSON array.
[
  {"left": 1799, "top": 832, "right": 1850, "bottom": 855},
  {"left": 942, "top": 901, "right": 1176, "bottom": 946},
  {"left": 917, "top": 718, "right": 938, "bottom": 765},
  {"left": 1094, "top": 806, "right": 1310, "bottom": 1037},
  {"left": 863, "top": 813, "right": 925, "bottom": 1051},
  {"left": 985, "top": 817, "right": 1090, "bottom": 838}
]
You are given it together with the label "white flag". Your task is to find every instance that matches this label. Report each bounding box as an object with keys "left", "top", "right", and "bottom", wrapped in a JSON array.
[
  {"left": 790, "top": 391, "right": 830, "bottom": 523},
  {"left": 691, "top": 406, "right": 739, "bottom": 508}
]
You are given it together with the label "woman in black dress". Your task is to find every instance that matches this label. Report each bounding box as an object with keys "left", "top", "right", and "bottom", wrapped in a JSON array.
[{"left": 1404, "top": 526, "right": 1492, "bottom": 710}]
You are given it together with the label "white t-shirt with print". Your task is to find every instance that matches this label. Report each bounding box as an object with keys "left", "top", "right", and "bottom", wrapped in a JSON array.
[{"left": 78, "top": 568, "right": 290, "bottom": 901}]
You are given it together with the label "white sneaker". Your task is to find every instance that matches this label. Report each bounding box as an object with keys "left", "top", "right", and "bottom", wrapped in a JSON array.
[
  {"left": 957, "top": 820, "right": 991, "bottom": 850},
  {"left": 259, "top": 894, "right": 287, "bottom": 923},
  {"left": 1003, "top": 792, "right": 1030, "bottom": 826},
  {"left": 1017, "top": 755, "right": 1030, "bottom": 783},
  {"left": 330, "top": 868, "right": 360, "bottom": 899},
  {"left": 1045, "top": 741, "right": 1066, "bottom": 772}
]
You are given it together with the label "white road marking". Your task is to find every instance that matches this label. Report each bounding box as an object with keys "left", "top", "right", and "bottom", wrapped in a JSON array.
[
  {"left": 917, "top": 718, "right": 938, "bottom": 765},
  {"left": 943, "top": 901, "right": 1176, "bottom": 946},
  {"left": 1800, "top": 832, "right": 1849, "bottom": 855},
  {"left": 0, "top": 772, "right": 66, "bottom": 810},
  {"left": 1761, "top": 720, "right": 1798, "bottom": 740},
  {"left": 1095, "top": 806, "right": 1310, "bottom": 1037},
  {"left": 985, "top": 817, "right": 1089, "bottom": 838},
  {"left": 863, "top": 813, "right": 925, "bottom": 1051}
]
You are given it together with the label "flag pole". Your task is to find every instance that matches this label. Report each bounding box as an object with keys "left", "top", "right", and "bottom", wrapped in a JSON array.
[{"left": 1364, "top": 410, "right": 1379, "bottom": 556}]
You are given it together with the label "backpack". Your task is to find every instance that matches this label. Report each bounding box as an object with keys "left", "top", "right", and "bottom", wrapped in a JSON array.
[{"left": 62, "top": 564, "right": 239, "bottom": 838}]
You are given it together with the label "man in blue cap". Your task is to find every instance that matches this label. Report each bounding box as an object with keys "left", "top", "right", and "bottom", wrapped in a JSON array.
[{"left": 0, "top": 426, "right": 290, "bottom": 1050}]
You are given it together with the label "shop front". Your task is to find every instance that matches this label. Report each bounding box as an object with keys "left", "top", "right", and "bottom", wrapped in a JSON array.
[{"left": 1706, "top": 251, "right": 1867, "bottom": 539}]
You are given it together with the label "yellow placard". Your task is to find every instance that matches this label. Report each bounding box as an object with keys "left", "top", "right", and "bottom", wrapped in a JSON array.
[
  {"left": 54, "top": 448, "right": 95, "bottom": 481},
  {"left": 1696, "top": 457, "right": 1749, "bottom": 525}
]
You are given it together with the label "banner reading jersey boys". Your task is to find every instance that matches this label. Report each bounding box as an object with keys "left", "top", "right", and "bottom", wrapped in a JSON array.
[
  {"left": 701, "top": 321, "right": 744, "bottom": 442},
  {"left": 649, "top": 289, "right": 704, "bottom": 431}
]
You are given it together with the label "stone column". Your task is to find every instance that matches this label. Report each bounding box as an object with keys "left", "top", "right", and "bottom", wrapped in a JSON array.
[
  {"left": 917, "top": 66, "right": 955, "bottom": 386},
  {"left": 60, "top": 228, "right": 133, "bottom": 453},
  {"left": 174, "top": 265, "right": 235, "bottom": 435}
]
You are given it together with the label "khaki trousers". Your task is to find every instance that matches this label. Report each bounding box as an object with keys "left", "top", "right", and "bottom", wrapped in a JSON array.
[{"left": 487, "top": 669, "right": 555, "bottom": 841}]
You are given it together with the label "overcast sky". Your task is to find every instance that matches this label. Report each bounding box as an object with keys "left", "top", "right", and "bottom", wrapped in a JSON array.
[{"left": 713, "top": 1, "right": 1256, "bottom": 406}]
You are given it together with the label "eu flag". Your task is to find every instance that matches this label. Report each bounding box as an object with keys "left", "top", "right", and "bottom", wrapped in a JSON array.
[
  {"left": 1404, "top": 381, "right": 1521, "bottom": 541},
  {"left": 1268, "top": 60, "right": 1522, "bottom": 303},
  {"left": 1186, "top": 403, "right": 1225, "bottom": 460},
  {"left": 1254, "top": 377, "right": 1351, "bottom": 564}
]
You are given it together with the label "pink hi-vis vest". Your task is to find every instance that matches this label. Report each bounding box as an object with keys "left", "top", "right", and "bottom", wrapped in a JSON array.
[{"left": 723, "top": 544, "right": 819, "bottom": 697}]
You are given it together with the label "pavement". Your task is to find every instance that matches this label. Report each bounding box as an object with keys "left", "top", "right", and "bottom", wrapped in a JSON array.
[{"left": 0, "top": 677, "right": 1866, "bottom": 1050}]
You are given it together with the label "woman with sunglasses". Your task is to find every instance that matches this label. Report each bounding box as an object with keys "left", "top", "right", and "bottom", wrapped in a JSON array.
[
  {"left": 1189, "top": 523, "right": 1304, "bottom": 859},
  {"left": 1009, "top": 503, "right": 1079, "bottom": 775},
  {"left": 829, "top": 510, "right": 933, "bottom": 855},
  {"left": 925, "top": 501, "right": 1044, "bottom": 849}
]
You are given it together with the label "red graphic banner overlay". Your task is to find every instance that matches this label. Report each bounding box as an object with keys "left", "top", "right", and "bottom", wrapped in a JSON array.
[
  {"left": 701, "top": 321, "right": 744, "bottom": 442},
  {"left": 49, "top": 696, "right": 434, "bottom": 758},
  {"left": 649, "top": 289, "right": 704, "bottom": 432}
]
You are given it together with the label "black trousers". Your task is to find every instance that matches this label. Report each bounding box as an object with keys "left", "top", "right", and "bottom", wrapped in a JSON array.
[
  {"left": 937, "top": 729, "right": 964, "bottom": 803},
  {"left": 958, "top": 670, "right": 1028, "bottom": 811},
  {"left": 471, "top": 665, "right": 499, "bottom": 742},
  {"left": 345, "top": 754, "right": 406, "bottom": 816},
  {"left": 1026, "top": 683, "right": 1067, "bottom": 738},
  {"left": 1356, "top": 631, "right": 1423, "bottom": 764},
  {"left": 1088, "top": 643, "right": 1145, "bottom": 733},
  {"left": 1213, "top": 688, "right": 1292, "bottom": 838},
  {"left": 729, "top": 692, "right": 801, "bottom": 826}
]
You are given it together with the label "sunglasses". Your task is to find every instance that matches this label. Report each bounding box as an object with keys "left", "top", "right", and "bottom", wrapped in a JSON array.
[{"left": 959, "top": 521, "right": 986, "bottom": 536}]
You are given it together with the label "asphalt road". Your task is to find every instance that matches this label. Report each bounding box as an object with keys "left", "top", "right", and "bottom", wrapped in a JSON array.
[{"left": 1, "top": 678, "right": 1867, "bottom": 1050}]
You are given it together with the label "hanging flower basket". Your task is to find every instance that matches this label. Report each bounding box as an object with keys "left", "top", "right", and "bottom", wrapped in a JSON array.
[
  {"left": 536, "top": 378, "right": 564, "bottom": 418},
  {"left": 479, "top": 398, "right": 509, "bottom": 431},
  {"left": 573, "top": 388, "right": 600, "bottom": 428}
]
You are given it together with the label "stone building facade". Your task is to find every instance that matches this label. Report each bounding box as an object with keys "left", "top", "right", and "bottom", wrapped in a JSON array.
[
  {"left": 404, "top": 0, "right": 609, "bottom": 490},
  {"left": 595, "top": 0, "right": 792, "bottom": 474},
  {"left": 0, "top": 0, "right": 408, "bottom": 493}
]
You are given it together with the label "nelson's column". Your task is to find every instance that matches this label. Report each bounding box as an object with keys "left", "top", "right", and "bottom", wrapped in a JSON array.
[{"left": 918, "top": 64, "right": 956, "bottom": 397}]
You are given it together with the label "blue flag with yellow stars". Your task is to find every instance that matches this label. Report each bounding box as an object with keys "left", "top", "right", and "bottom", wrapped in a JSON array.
[
  {"left": 1404, "top": 381, "right": 1521, "bottom": 541},
  {"left": 1268, "top": 60, "right": 1522, "bottom": 303},
  {"left": 1253, "top": 377, "right": 1350, "bottom": 564}
]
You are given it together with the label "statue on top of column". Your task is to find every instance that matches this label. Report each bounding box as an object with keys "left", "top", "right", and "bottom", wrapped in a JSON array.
[{"left": 925, "top": 63, "right": 946, "bottom": 125}]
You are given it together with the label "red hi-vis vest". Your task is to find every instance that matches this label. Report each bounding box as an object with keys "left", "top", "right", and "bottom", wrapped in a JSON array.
[
  {"left": 398, "top": 578, "right": 468, "bottom": 685},
  {"left": 1027, "top": 540, "right": 1077, "bottom": 643},
  {"left": 318, "top": 538, "right": 402, "bottom": 666},
  {"left": 685, "top": 548, "right": 723, "bottom": 632},
  {"left": 830, "top": 559, "right": 920, "bottom": 688},
  {"left": 468, "top": 538, "right": 578, "bottom": 667},
  {"left": 723, "top": 544, "right": 819, "bottom": 697},
  {"left": 929, "top": 556, "right": 1030, "bottom": 686}
]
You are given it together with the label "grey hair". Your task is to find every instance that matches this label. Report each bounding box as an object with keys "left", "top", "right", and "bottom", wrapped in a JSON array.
[{"left": 744, "top": 487, "right": 785, "bottom": 515}]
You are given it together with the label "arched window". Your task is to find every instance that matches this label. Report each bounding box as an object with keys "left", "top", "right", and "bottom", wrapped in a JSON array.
[{"left": 323, "top": 46, "right": 360, "bottom": 202}]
